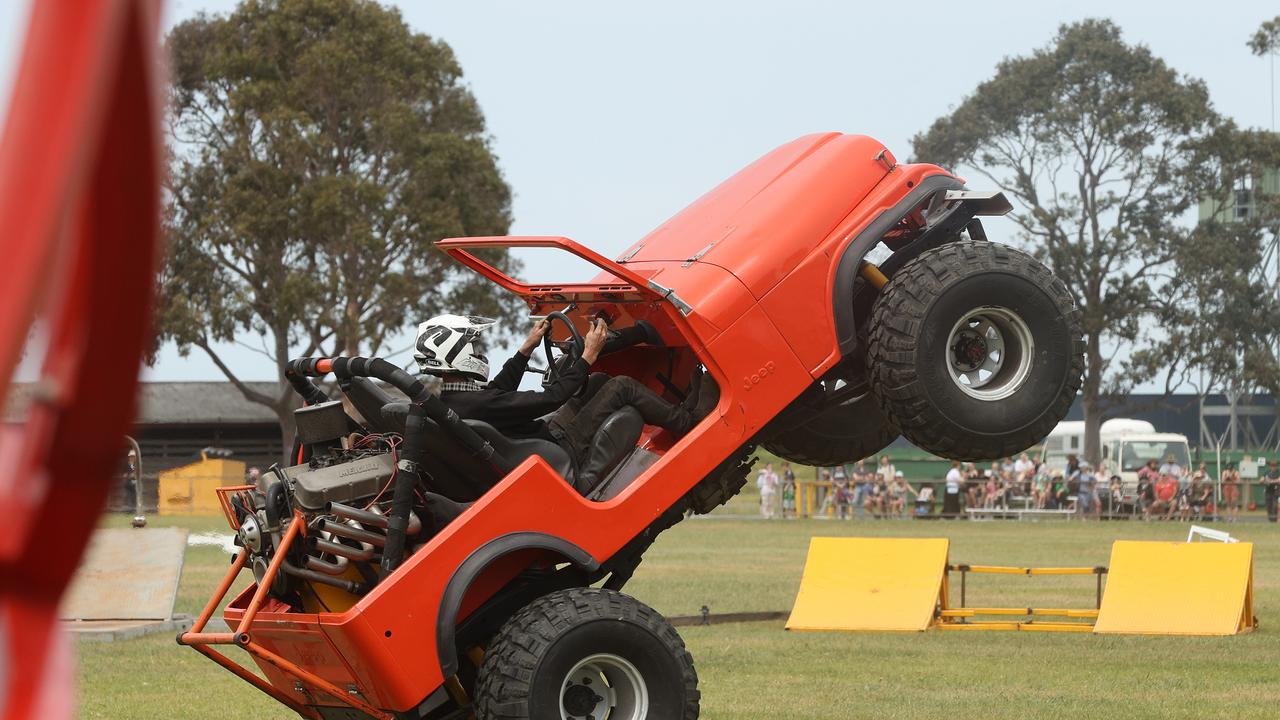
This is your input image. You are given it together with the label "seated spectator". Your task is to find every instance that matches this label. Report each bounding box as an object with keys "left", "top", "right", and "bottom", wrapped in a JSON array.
[
  {"left": 982, "top": 471, "right": 1000, "bottom": 509},
  {"left": 1150, "top": 473, "right": 1178, "bottom": 520},
  {"left": 1137, "top": 458, "right": 1160, "bottom": 485},
  {"left": 915, "top": 483, "right": 936, "bottom": 517},
  {"left": 1030, "top": 466, "right": 1047, "bottom": 508},
  {"left": 887, "top": 471, "right": 916, "bottom": 518},
  {"left": 1136, "top": 473, "right": 1156, "bottom": 519},
  {"left": 1105, "top": 476, "right": 1123, "bottom": 517},
  {"left": 1014, "top": 452, "right": 1034, "bottom": 482},
  {"left": 818, "top": 470, "right": 834, "bottom": 516},
  {"left": 863, "top": 474, "right": 887, "bottom": 518},
  {"left": 1177, "top": 468, "right": 1208, "bottom": 517},
  {"left": 1159, "top": 454, "right": 1184, "bottom": 482},
  {"left": 1048, "top": 473, "right": 1067, "bottom": 510},
  {"left": 833, "top": 474, "right": 851, "bottom": 520}
]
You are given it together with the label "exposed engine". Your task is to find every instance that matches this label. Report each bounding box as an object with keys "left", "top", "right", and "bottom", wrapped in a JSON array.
[{"left": 228, "top": 402, "right": 432, "bottom": 612}]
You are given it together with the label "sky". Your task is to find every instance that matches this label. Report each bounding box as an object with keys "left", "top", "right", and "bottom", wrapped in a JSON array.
[{"left": 1, "top": 0, "right": 1276, "bottom": 382}]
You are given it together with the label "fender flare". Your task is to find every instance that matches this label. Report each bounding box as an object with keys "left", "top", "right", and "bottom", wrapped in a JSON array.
[
  {"left": 436, "top": 532, "right": 599, "bottom": 677},
  {"left": 831, "top": 173, "right": 966, "bottom": 358}
]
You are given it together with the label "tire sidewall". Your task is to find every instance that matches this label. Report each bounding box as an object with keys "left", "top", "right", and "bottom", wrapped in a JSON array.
[
  {"left": 527, "top": 619, "right": 689, "bottom": 720},
  {"left": 915, "top": 270, "right": 1072, "bottom": 436}
]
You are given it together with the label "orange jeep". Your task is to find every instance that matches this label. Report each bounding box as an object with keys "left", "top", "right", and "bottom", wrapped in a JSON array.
[{"left": 179, "top": 133, "right": 1083, "bottom": 719}]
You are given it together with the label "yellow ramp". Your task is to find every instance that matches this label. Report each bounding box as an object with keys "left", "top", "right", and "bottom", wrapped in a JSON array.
[
  {"left": 786, "top": 537, "right": 948, "bottom": 632},
  {"left": 1094, "top": 541, "right": 1256, "bottom": 636}
]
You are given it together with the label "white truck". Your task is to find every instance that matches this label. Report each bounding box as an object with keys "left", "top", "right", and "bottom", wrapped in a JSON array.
[{"left": 1041, "top": 418, "right": 1192, "bottom": 502}]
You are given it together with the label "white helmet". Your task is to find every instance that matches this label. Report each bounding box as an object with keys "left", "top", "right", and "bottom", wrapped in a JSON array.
[{"left": 414, "top": 314, "right": 495, "bottom": 381}]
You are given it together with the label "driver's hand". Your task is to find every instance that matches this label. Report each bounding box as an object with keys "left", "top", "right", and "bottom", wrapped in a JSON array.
[
  {"left": 518, "top": 318, "right": 551, "bottom": 357},
  {"left": 581, "top": 318, "right": 608, "bottom": 365}
]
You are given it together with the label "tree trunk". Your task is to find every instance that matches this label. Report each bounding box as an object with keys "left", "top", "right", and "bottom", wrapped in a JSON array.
[
  {"left": 278, "top": 402, "right": 297, "bottom": 464},
  {"left": 1081, "top": 336, "right": 1104, "bottom": 467}
]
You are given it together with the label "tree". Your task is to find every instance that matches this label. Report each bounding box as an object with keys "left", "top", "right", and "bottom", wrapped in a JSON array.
[
  {"left": 1248, "top": 16, "right": 1280, "bottom": 56},
  {"left": 160, "top": 0, "right": 520, "bottom": 455},
  {"left": 1129, "top": 127, "right": 1280, "bottom": 414},
  {"left": 911, "top": 19, "right": 1223, "bottom": 464}
]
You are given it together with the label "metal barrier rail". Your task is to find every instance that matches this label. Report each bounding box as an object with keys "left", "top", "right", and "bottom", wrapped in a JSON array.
[{"left": 939, "top": 562, "right": 1109, "bottom": 632}]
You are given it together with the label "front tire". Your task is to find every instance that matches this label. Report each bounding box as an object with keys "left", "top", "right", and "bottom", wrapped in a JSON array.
[
  {"left": 867, "top": 241, "right": 1083, "bottom": 461},
  {"left": 474, "top": 588, "right": 699, "bottom": 720},
  {"left": 763, "top": 391, "right": 898, "bottom": 466}
]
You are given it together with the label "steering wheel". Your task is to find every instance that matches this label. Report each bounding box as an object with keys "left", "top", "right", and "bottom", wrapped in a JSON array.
[{"left": 541, "top": 311, "right": 586, "bottom": 391}]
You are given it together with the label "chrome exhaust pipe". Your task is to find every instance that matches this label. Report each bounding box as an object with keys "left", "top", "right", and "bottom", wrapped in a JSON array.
[
  {"left": 318, "top": 519, "right": 385, "bottom": 547},
  {"left": 329, "top": 502, "right": 421, "bottom": 535},
  {"left": 304, "top": 553, "right": 348, "bottom": 575},
  {"left": 312, "top": 537, "right": 377, "bottom": 563},
  {"left": 282, "top": 561, "right": 365, "bottom": 594}
]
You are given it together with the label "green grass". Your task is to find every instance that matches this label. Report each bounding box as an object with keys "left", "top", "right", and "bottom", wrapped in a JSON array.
[{"left": 79, "top": 514, "right": 1280, "bottom": 719}]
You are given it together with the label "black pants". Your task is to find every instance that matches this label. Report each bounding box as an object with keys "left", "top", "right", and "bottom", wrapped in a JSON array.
[
  {"left": 1267, "top": 485, "right": 1279, "bottom": 522},
  {"left": 942, "top": 492, "right": 961, "bottom": 518},
  {"left": 548, "top": 375, "right": 688, "bottom": 466}
]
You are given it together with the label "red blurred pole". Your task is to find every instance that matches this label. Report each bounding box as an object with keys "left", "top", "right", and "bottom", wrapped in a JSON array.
[{"left": 0, "top": 1, "right": 165, "bottom": 719}]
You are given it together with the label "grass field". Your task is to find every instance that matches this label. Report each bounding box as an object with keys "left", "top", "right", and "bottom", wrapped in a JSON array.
[{"left": 79, "top": 513, "right": 1280, "bottom": 719}]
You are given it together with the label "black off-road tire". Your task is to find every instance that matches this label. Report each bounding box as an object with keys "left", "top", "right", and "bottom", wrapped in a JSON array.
[
  {"left": 867, "top": 241, "right": 1084, "bottom": 461},
  {"left": 763, "top": 391, "right": 898, "bottom": 466},
  {"left": 474, "top": 588, "right": 699, "bottom": 720}
]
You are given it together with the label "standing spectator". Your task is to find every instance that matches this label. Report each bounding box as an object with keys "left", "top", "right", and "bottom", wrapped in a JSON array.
[
  {"left": 851, "top": 459, "right": 870, "bottom": 518},
  {"left": 876, "top": 455, "right": 897, "bottom": 494},
  {"left": 1221, "top": 462, "right": 1241, "bottom": 522},
  {"left": 943, "top": 461, "right": 964, "bottom": 518},
  {"left": 780, "top": 462, "right": 797, "bottom": 519},
  {"left": 1264, "top": 460, "right": 1280, "bottom": 523},
  {"left": 1075, "top": 462, "right": 1099, "bottom": 520},
  {"left": 1105, "top": 476, "right": 1124, "bottom": 518},
  {"left": 1137, "top": 459, "right": 1160, "bottom": 487},
  {"left": 1151, "top": 473, "right": 1178, "bottom": 520},
  {"left": 757, "top": 463, "right": 779, "bottom": 519}
]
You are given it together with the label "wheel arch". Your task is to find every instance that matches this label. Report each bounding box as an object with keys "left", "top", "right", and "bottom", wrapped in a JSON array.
[
  {"left": 831, "top": 173, "right": 967, "bottom": 358},
  {"left": 436, "top": 532, "right": 600, "bottom": 678}
]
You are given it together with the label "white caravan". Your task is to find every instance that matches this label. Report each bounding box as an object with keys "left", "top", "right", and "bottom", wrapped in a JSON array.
[{"left": 1041, "top": 418, "right": 1191, "bottom": 488}]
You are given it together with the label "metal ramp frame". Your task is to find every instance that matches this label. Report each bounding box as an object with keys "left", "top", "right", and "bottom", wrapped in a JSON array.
[{"left": 786, "top": 537, "right": 1257, "bottom": 636}]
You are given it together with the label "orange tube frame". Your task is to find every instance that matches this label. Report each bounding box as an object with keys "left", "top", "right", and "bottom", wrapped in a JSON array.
[{"left": 178, "top": 507, "right": 396, "bottom": 720}]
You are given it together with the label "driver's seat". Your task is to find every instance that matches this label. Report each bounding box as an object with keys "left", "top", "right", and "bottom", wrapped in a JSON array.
[{"left": 346, "top": 376, "right": 637, "bottom": 500}]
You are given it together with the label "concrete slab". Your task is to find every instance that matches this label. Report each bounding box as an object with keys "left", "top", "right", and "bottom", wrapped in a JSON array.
[
  {"left": 60, "top": 527, "right": 188, "bottom": 621},
  {"left": 63, "top": 615, "right": 193, "bottom": 642}
]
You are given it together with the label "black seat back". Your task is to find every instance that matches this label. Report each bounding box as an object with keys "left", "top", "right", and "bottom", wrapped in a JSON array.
[
  {"left": 345, "top": 377, "right": 402, "bottom": 432},
  {"left": 380, "top": 402, "right": 573, "bottom": 502}
]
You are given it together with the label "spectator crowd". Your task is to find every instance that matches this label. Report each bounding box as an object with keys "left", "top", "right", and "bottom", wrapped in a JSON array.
[{"left": 754, "top": 452, "right": 1280, "bottom": 522}]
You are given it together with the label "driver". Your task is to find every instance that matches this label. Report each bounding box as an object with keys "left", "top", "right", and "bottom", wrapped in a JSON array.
[{"left": 414, "top": 314, "right": 715, "bottom": 490}]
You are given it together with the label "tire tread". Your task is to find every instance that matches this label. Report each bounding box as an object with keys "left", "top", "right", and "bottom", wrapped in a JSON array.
[{"left": 867, "top": 241, "right": 1085, "bottom": 461}]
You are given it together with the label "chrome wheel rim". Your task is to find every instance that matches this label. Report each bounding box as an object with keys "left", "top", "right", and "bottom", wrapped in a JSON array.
[
  {"left": 559, "top": 653, "right": 648, "bottom": 720},
  {"left": 945, "top": 306, "right": 1034, "bottom": 401}
]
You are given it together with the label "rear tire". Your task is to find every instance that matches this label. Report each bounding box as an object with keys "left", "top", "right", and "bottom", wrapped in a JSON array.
[
  {"left": 763, "top": 391, "right": 898, "bottom": 466},
  {"left": 867, "top": 241, "right": 1083, "bottom": 461},
  {"left": 474, "top": 587, "right": 699, "bottom": 720}
]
